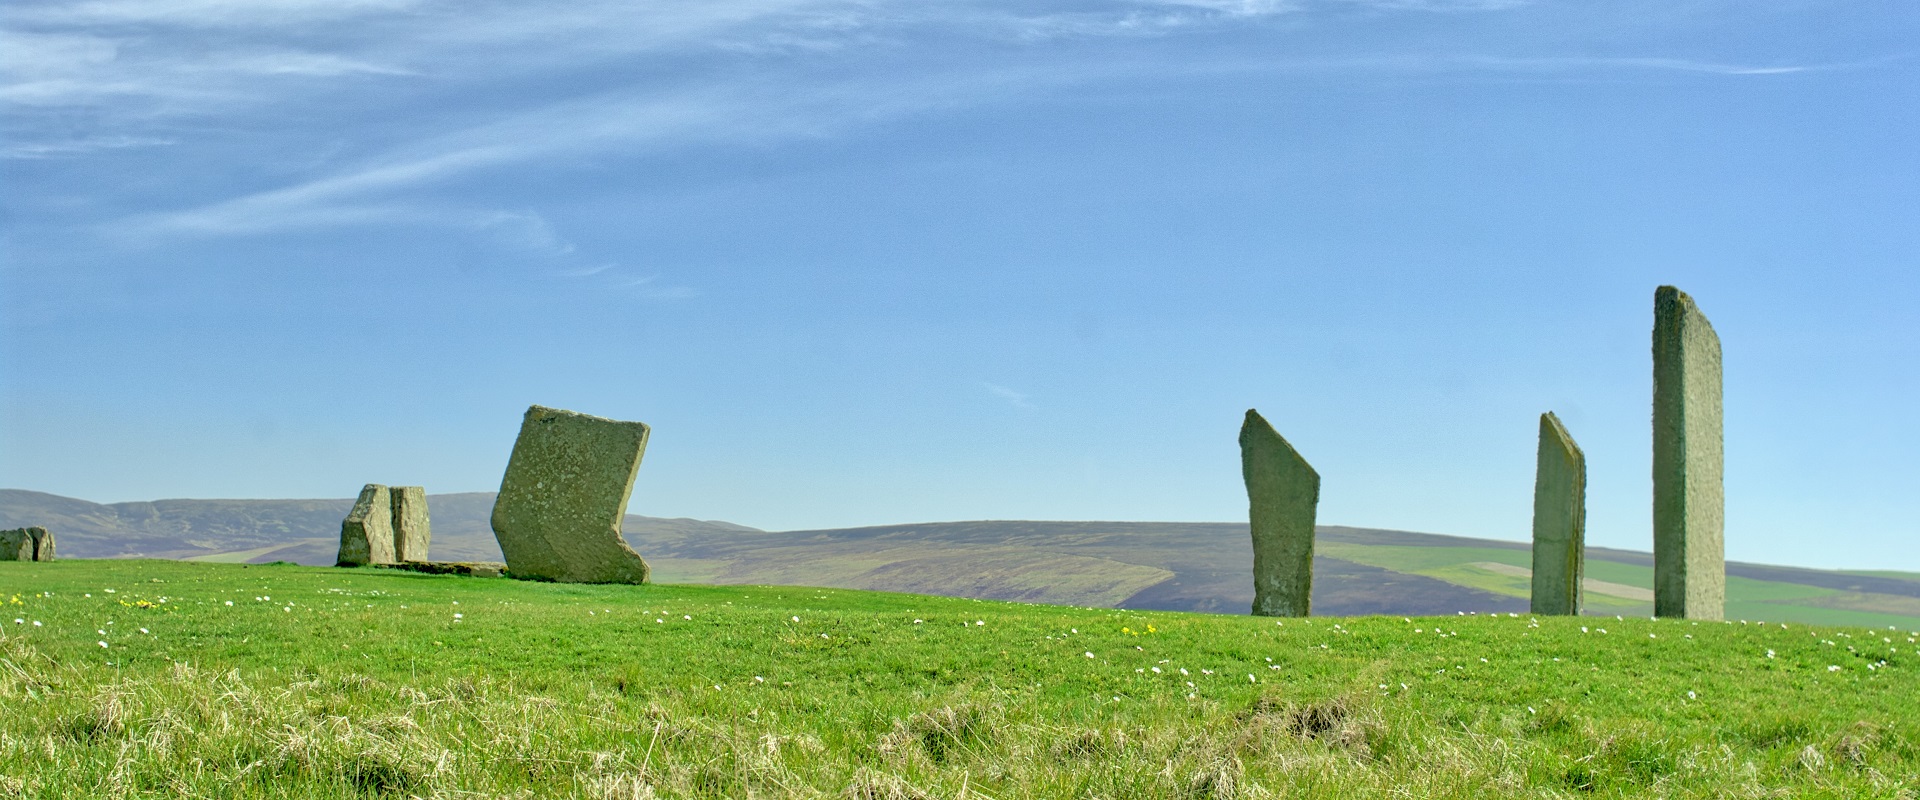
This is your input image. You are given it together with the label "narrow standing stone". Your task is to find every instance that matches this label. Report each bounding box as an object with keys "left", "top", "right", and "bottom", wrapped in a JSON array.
[
  {"left": 390, "top": 486, "right": 432, "bottom": 563},
  {"left": 490, "top": 405, "right": 653, "bottom": 584},
  {"left": 336, "top": 484, "right": 396, "bottom": 567},
  {"left": 0, "top": 528, "right": 31, "bottom": 561},
  {"left": 1652, "top": 285, "right": 1725, "bottom": 620},
  {"left": 27, "top": 527, "right": 54, "bottom": 562},
  {"left": 1530, "top": 412, "right": 1586, "bottom": 616},
  {"left": 1240, "top": 409, "right": 1320, "bottom": 617}
]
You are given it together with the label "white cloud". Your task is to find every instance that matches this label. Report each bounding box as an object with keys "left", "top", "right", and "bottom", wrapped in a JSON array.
[
  {"left": 119, "top": 144, "right": 519, "bottom": 235},
  {"left": 215, "top": 52, "right": 417, "bottom": 77},
  {"left": 1339, "top": 0, "right": 1531, "bottom": 10},
  {"left": 0, "top": 31, "right": 119, "bottom": 77},
  {"left": 621, "top": 275, "right": 699, "bottom": 300},
  {"left": 11, "top": 0, "right": 425, "bottom": 27},
  {"left": 2, "top": 134, "right": 174, "bottom": 159},
  {"left": 983, "top": 382, "right": 1033, "bottom": 408},
  {"left": 1442, "top": 54, "right": 1813, "bottom": 76}
]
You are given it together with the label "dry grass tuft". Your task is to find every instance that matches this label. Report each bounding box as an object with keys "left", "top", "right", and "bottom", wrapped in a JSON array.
[
  {"left": 844, "top": 767, "right": 935, "bottom": 800},
  {"left": 879, "top": 704, "right": 988, "bottom": 766}
]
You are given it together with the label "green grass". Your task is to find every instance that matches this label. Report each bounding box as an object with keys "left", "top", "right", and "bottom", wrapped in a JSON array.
[
  {"left": 1317, "top": 543, "right": 1920, "bottom": 629},
  {"left": 3, "top": 560, "right": 1918, "bottom": 799}
]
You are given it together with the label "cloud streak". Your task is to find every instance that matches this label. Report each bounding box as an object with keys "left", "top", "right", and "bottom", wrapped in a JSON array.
[{"left": 983, "top": 382, "right": 1033, "bottom": 408}]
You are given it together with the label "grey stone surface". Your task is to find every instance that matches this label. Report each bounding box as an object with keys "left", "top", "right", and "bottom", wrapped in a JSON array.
[
  {"left": 28, "top": 526, "right": 53, "bottom": 561},
  {"left": 336, "top": 484, "right": 396, "bottom": 567},
  {"left": 490, "top": 405, "right": 652, "bottom": 584},
  {"left": 0, "top": 528, "right": 31, "bottom": 561},
  {"left": 1652, "top": 286, "right": 1725, "bottom": 620},
  {"left": 1240, "top": 408, "right": 1320, "bottom": 617},
  {"left": 390, "top": 486, "right": 432, "bottom": 562},
  {"left": 1529, "top": 412, "right": 1586, "bottom": 616},
  {"left": 379, "top": 560, "right": 505, "bottom": 578}
]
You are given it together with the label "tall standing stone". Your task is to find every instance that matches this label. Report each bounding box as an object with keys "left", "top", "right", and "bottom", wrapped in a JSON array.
[
  {"left": 1652, "top": 285, "right": 1725, "bottom": 620},
  {"left": 336, "top": 484, "right": 396, "bottom": 567},
  {"left": 27, "top": 527, "right": 54, "bottom": 562},
  {"left": 490, "top": 405, "right": 652, "bottom": 584},
  {"left": 1240, "top": 409, "right": 1320, "bottom": 617},
  {"left": 0, "top": 528, "right": 31, "bottom": 561},
  {"left": 390, "top": 486, "right": 432, "bottom": 563},
  {"left": 1530, "top": 412, "right": 1586, "bottom": 616}
]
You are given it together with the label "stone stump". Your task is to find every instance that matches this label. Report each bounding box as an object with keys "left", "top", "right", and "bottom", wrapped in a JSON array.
[
  {"left": 336, "top": 484, "right": 397, "bottom": 567},
  {"left": 28, "top": 527, "right": 53, "bottom": 561},
  {"left": 390, "top": 486, "right": 432, "bottom": 562},
  {"left": 1653, "top": 286, "right": 1725, "bottom": 620},
  {"left": 1240, "top": 409, "right": 1320, "bottom": 617},
  {"left": 0, "top": 528, "right": 32, "bottom": 561},
  {"left": 490, "top": 405, "right": 653, "bottom": 584},
  {"left": 1530, "top": 412, "right": 1586, "bottom": 616}
]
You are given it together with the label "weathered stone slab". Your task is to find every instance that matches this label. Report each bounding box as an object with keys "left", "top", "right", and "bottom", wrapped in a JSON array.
[
  {"left": 0, "top": 528, "right": 32, "bottom": 561},
  {"left": 1652, "top": 286, "right": 1725, "bottom": 620},
  {"left": 27, "top": 527, "right": 53, "bottom": 562},
  {"left": 378, "top": 560, "right": 505, "bottom": 578},
  {"left": 1240, "top": 409, "right": 1320, "bottom": 617},
  {"left": 390, "top": 486, "right": 432, "bottom": 563},
  {"left": 490, "top": 405, "right": 652, "bottom": 584},
  {"left": 1529, "top": 412, "right": 1586, "bottom": 616},
  {"left": 336, "top": 484, "right": 396, "bottom": 567}
]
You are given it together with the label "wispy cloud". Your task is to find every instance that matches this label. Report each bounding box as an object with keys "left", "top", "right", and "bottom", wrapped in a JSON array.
[
  {"left": 116, "top": 145, "right": 520, "bottom": 235},
  {"left": 7, "top": 0, "right": 1875, "bottom": 279},
  {"left": 621, "top": 275, "right": 699, "bottom": 300},
  {"left": 1437, "top": 54, "right": 1818, "bottom": 76},
  {"left": 9, "top": 0, "right": 425, "bottom": 28},
  {"left": 983, "top": 382, "right": 1033, "bottom": 408},
  {"left": 1, "top": 134, "right": 174, "bottom": 159},
  {"left": 108, "top": 61, "right": 1076, "bottom": 239}
]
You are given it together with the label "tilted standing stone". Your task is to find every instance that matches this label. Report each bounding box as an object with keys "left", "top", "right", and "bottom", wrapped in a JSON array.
[
  {"left": 28, "top": 527, "right": 54, "bottom": 562},
  {"left": 490, "top": 405, "right": 652, "bottom": 584},
  {"left": 1530, "top": 412, "right": 1586, "bottom": 616},
  {"left": 1652, "top": 285, "right": 1725, "bottom": 620},
  {"left": 390, "top": 486, "right": 432, "bottom": 563},
  {"left": 1240, "top": 409, "right": 1320, "bottom": 617},
  {"left": 336, "top": 484, "right": 397, "bottom": 567},
  {"left": 0, "top": 528, "right": 32, "bottom": 561}
]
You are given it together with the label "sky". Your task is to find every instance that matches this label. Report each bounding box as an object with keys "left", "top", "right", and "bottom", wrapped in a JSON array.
[{"left": 2, "top": 0, "right": 1916, "bottom": 571}]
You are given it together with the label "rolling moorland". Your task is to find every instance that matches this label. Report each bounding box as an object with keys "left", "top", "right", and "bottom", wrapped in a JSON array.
[{"left": 4, "top": 489, "right": 1918, "bottom": 628}]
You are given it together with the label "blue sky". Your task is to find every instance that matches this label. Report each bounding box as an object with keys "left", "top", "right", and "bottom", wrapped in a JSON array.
[{"left": 2, "top": 0, "right": 1915, "bottom": 570}]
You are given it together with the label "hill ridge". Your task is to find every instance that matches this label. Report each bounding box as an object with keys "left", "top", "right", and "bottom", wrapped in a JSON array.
[{"left": 5, "top": 488, "right": 1917, "bottom": 625}]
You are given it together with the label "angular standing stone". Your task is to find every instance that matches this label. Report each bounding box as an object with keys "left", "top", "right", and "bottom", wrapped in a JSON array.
[
  {"left": 1530, "top": 412, "right": 1586, "bottom": 616},
  {"left": 336, "top": 484, "right": 396, "bottom": 567},
  {"left": 389, "top": 486, "right": 432, "bottom": 563},
  {"left": 28, "top": 527, "right": 53, "bottom": 562},
  {"left": 1240, "top": 409, "right": 1320, "bottom": 617},
  {"left": 1653, "top": 286, "right": 1725, "bottom": 620},
  {"left": 490, "top": 405, "right": 652, "bottom": 584},
  {"left": 0, "top": 528, "right": 31, "bottom": 561}
]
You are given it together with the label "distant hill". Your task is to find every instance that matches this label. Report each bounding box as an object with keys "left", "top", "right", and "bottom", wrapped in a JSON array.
[{"left": 5, "top": 488, "right": 1916, "bottom": 626}]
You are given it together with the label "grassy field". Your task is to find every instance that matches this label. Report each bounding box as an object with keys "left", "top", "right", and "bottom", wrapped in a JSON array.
[
  {"left": 3, "top": 560, "right": 1917, "bottom": 799},
  {"left": 1316, "top": 541, "right": 1920, "bottom": 630}
]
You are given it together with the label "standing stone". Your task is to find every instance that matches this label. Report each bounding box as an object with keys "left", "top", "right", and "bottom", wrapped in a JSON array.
[
  {"left": 1652, "top": 286, "right": 1725, "bottom": 620},
  {"left": 336, "top": 484, "right": 396, "bottom": 567},
  {"left": 1240, "top": 409, "right": 1320, "bottom": 617},
  {"left": 389, "top": 486, "right": 432, "bottom": 563},
  {"left": 0, "top": 528, "right": 31, "bottom": 561},
  {"left": 490, "top": 405, "right": 652, "bottom": 584},
  {"left": 1530, "top": 412, "right": 1586, "bottom": 616},
  {"left": 27, "top": 527, "right": 54, "bottom": 562}
]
